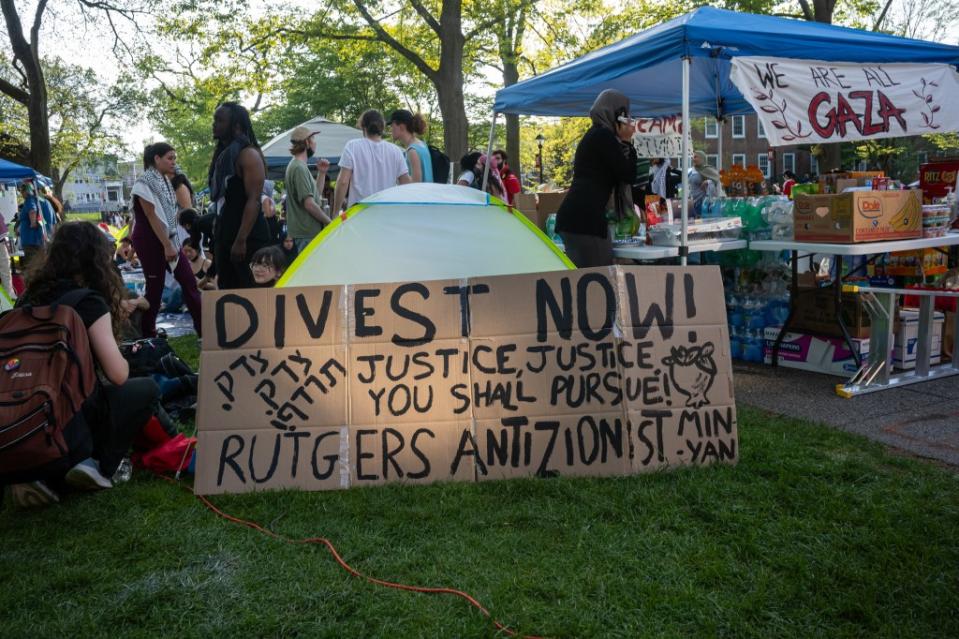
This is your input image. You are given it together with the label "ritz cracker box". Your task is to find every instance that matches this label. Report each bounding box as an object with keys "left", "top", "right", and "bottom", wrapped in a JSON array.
[
  {"left": 919, "top": 158, "right": 959, "bottom": 205},
  {"left": 793, "top": 190, "right": 921, "bottom": 243}
]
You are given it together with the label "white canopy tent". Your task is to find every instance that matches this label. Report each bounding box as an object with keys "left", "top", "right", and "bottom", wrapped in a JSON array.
[{"left": 261, "top": 117, "right": 362, "bottom": 180}]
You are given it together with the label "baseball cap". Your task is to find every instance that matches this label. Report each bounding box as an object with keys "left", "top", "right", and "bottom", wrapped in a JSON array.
[
  {"left": 387, "top": 109, "right": 414, "bottom": 126},
  {"left": 290, "top": 126, "right": 318, "bottom": 143}
]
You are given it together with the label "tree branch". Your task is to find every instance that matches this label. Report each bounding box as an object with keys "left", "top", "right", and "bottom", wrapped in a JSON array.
[
  {"left": 408, "top": 0, "right": 442, "bottom": 36},
  {"left": 0, "top": 75, "right": 29, "bottom": 104},
  {"left": 873, "top": 0, "right": 895, "bottom": 31},
  {"left": 797, "top": 0, "right": 814, "bottom": 21},
  {"left": 30, "top": 0, "right": 47, "bottom": 49},
  {"left": 351, "top": 0, "right": 437, "bottom": 82}
]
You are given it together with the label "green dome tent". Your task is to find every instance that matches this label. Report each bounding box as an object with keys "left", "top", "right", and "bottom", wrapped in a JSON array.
[{"left": 278, "top": 183, "right": 573, "bottom": 287}]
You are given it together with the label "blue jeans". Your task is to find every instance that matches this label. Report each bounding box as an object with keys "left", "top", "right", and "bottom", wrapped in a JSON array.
[{"left": 162, "top": 286, "right": 183, "bottom": 312}]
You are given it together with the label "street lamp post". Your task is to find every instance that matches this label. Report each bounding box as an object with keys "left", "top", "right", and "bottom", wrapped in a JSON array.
[{"left": 535, "top": 133, "right": 546, "bottom": 185}]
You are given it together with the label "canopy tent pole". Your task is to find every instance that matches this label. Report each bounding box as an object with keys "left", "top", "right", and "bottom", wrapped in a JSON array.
[
  {"left": 481, "top": 112, "right": 498, "bottom": 191},
  {"left": 717, "top": 119, "right": 723, "bottom": 170},
  {"left": 680, "top": 57, "right": 691, "bottom": 266}
]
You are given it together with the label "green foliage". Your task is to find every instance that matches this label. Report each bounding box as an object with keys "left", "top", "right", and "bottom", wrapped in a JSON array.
[
  {"left": 924, "top": 133, "right": 959, "bottom": 155},
  {"left": 0, "top": 59, "right": 135, "bottom": 188}
]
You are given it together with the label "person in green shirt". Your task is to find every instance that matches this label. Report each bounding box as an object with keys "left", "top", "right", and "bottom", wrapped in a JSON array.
[{"left": 284, "top": 126, "right": 332, "bottom": 252}]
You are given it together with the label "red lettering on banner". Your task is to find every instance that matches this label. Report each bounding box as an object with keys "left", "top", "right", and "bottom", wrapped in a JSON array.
[
  {"left": 876, "top": 90, "right": 907, "bottom": 133},
  {"left": 809, "top": 92, "right": 834, "bottom": 136},
  {"left": 850, "top": 91, "right": 882, "bottom": 136},
  {"left": 806, "top": 90, "right": 908, "bottom": 140},
  {"left": 833, "top": 93, "right": 862, "bottom": 137}
]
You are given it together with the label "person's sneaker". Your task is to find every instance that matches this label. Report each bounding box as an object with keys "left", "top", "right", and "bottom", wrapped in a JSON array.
[
  {"left": 65, "top": 459, "right": 113, "bottom": 491},
  {"left": 9, "top": 481, "right": 60, "bottom": 509}
]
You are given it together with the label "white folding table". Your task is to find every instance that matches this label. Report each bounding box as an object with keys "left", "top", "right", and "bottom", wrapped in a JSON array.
[
  {"left": 613, "top": 238, "right": 747, "bottom": 261},
  {"left": 749, "top": 233, "right": 959, "bottom": 370}
]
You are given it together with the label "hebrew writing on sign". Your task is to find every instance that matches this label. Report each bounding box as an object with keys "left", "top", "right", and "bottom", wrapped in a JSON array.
[
  {"left": 730, "top": 56, "right": 959, "bottom": 147},
  {"left": 631, "top": 115, "right": 684, "bottom": 158},
  {"left": 195, "top": 266, "right": 738, "bottom": 495}
]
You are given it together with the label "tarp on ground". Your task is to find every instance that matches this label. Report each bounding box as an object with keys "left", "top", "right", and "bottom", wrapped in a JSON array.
[
  {"left": 278, "top": 183, "right": 573, "bottom": 288},
  {"left": 493, "top": 6, "right": 959, "bottom": 119},
  {"left": 261, "top": 117, "right": 362, "bottom": 181},
  {"left": 0, "top": 289, "right": 14, "bottom": 311}
]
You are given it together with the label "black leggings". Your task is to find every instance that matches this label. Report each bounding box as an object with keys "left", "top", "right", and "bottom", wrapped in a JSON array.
[{"left": 82, "top": 378, "right": 161, "bottom": 477}]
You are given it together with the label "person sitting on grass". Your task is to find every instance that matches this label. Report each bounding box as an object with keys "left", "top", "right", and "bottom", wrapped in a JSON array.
[
  {"left": 8, "top": 221, "right": 163, "bottom": 508},
  {"left": 114, "top": 237, "right": 140, "bottom": 269},
  {"left": 249, "top": 245, "right": 287, "bottom": 288},
  {"left": 182, "top": 238, "right": 216, "bottom": 291}
]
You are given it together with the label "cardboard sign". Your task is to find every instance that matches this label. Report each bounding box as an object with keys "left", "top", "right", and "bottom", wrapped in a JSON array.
[
  {"left": 730, "top": 57, "right": 959, "bottom": 146},
  {"left": 195, "top": 267, "right": 738, "bottom": 494},
  {"left": 631, "top": 115, "right": 684, "bottom": 158}
]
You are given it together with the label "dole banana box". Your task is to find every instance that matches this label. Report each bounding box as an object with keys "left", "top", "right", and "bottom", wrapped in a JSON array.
[{"left": 794, "top": 190, "right": 921, "bottom": 243}]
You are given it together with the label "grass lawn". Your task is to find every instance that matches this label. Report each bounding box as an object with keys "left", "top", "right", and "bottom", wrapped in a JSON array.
[
  {"left": 1, "top": 335, "right": 957, "bottom": 638},
  {"left": 66, "top": 212, "right": 105, "bottom": 222}
]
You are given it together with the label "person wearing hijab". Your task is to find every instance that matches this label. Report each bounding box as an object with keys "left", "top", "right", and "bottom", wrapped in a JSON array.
[
  {"left": 688, "top": 150, "right": 716, "bottom": 216},
  {"left": 554, "top": 89, "right": 637, "bottom": 268}
]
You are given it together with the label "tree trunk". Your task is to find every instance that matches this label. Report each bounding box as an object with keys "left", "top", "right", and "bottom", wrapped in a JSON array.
[
  {"left": 435, "top": 74, "right": 468, "bottom": 163},
  {"left": 813, "top": 0, "right": 835, "bottom": 23},
  {"left": 27, "top": 82, "right": 50, "bottom": 177},
  {"left": 436, "top": 1, "right": 468, "bottom": 162},
  {"left": 0, "top": 0, "right": 51, "bottom": 177},
  {"left": 503, "top": 60, "right": 521, "bottom": 187},
  {"left": 819, "top": 144, "right": 843, "bottom": 174}
]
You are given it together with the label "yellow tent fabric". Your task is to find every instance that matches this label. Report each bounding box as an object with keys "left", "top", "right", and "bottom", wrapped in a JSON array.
[{"left": 278, "top": 184, "right": 573, "bottom": 288}]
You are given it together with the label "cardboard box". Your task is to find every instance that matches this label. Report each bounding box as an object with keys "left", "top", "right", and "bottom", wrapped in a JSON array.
[
  {"left": 764, "top": 327, "right": 868, "bottom": 376},
  {"left": 893, "top": 309, "right": 944, "bottom": 369},
  {"left": 790, "top": 286, "right": 871, "bottom": 339},
  {"left": 195, "top": 266, "right": 738, "bottom": 494},
  {"left": 536, "top": 191, "right": 567, "bottom": 219},
  {"left": 881, "top": 248, "right": 949, "bottom": 277},
  {"left": 919, "top": 158, "right": 959, "bottom": 205},
  {"left": 793, "top": 190, "right": 922, "bottom": 243},
  {"left": 512, "top": 192, "right": 540, "bottom": 228}
]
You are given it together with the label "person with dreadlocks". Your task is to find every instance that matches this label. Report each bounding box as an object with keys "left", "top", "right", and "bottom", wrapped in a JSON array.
[
  {"left": 130, "top": 142, "right": 202, "bottom": 337},
  {"left": 207, "top": 102, "right": 271, "bottom": 289}
]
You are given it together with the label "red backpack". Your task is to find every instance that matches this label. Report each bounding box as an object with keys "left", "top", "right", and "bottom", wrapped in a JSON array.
[{"left": 0, "top": 290, "right": 98, "bottom": 483}]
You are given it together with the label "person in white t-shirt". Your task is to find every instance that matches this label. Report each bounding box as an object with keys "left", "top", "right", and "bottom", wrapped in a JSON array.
[{"left": 332, "top": 110, "right": 411, "bottom": 213}]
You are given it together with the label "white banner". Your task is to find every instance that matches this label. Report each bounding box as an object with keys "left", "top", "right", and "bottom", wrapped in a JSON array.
[
  {"left": 631, "top": 115, "right": 683, "bottom": 158},
  {"left": 729, "top": 57, "right": 959, "bottom": 147}
]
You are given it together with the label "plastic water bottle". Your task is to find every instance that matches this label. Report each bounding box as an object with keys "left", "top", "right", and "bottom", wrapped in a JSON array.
[
  {"left": 546, "top": 213, "right": 556, "bottom": 239},
  {"left": 112, "top": 458, "right": 133, "bottom": 483}
]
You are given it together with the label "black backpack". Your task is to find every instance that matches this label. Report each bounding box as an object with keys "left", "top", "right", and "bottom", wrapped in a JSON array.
[{"left": 428, "top": 144, "right": 451, "bottom": 184}]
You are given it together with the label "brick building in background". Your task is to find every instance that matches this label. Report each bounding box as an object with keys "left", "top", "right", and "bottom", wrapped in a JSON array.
[
  {"left": 692, "top": 114, "right": 817, "bottom": 182},
  {"left": 691, "top": 114, "right": 942, "bottom": 184}
]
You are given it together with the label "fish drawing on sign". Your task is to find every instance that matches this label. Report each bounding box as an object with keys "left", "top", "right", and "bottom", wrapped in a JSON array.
[{"left": 662, "top": 343, "right": 717, "bottom": 408}]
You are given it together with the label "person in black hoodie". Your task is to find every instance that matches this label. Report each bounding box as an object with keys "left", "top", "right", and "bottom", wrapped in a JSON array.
[{"left": 555, "top": 89, "right": 637, "bottom": 268}]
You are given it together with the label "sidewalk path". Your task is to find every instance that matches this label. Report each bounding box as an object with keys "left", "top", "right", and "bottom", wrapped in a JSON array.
[{"left": 733, "top": 362, "right": 959, "bottom": 468}]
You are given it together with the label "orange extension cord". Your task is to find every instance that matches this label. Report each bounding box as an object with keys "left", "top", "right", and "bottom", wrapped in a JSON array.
[{"left": 159, "top": 474, "right": 545, "bottom": 639}]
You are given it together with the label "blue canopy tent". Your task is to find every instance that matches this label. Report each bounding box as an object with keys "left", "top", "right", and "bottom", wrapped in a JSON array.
[
  {"left": 489, "top": 7, "right": 959, "bottom": 263},
  {"left": 0, "top": 158, "right": 38, "bottom": 184}
]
